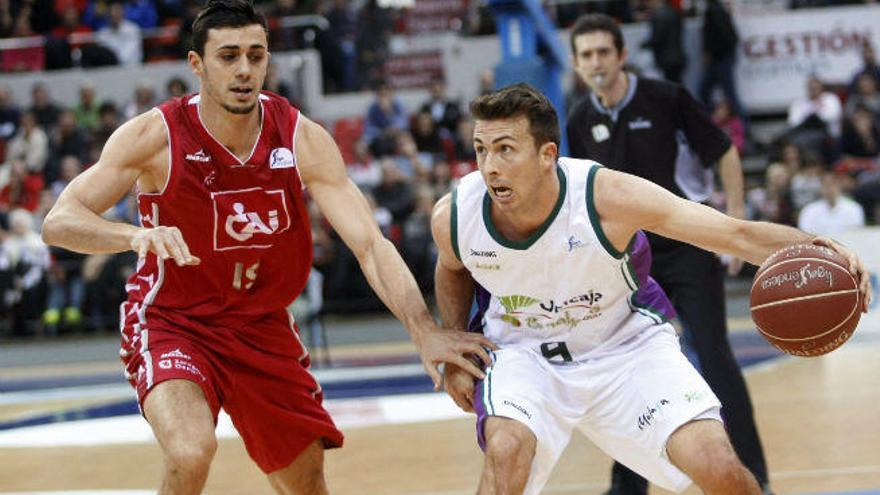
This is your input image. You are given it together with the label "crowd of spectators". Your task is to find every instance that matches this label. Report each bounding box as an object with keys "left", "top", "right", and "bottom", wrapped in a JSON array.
[
  {"left": 744, "top": 40, "right": 880, "bottom": 236},
  {"left": 2, "top": 0, "right": 879, "bottom": 339}
]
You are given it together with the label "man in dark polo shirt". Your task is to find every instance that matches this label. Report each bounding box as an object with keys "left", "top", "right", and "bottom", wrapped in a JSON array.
[{"left": 565, "top": 14, "right": 771, "bottom": 495}]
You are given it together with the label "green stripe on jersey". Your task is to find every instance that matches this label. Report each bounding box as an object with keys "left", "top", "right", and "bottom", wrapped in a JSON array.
[{"left": 451, "top": 188, "right": 461, "bottom": 261}]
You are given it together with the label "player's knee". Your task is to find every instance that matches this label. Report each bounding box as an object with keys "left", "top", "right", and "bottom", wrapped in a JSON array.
[
  {"left": 485, "top": 425, "right": 535, "bottom": 467},
  {"left": 164, "top": 435, "right": 217, "bottom": 477}
]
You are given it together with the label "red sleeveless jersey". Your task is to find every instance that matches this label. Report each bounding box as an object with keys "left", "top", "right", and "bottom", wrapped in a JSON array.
[{"left": 122, "top": 91, "right": 312, "bottom": 327}]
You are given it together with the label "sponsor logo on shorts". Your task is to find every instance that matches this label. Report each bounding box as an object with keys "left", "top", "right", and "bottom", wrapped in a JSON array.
[
  {"left": 502, "top": 400, "right": 532, "bottom": 420},
  {"left": 160, "top": 348, "right": 191, "bottom": 360},
  {"left": 684, "top": 390, "right": 708, "bottom": 403},
  {"left": 637, "top": 399, "right": 671, "bottom": 431}
]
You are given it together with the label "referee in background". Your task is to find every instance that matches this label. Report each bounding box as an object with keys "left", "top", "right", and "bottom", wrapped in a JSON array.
[{"left": 565, "top": 14, "right": 772, "bottom": 495}]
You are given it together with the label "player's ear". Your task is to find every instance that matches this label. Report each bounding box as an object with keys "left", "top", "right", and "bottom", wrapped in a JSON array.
[
  {"left": 188, "top": 51, "right": 204, "bottom": 77},
  {"left": 539, "top": 141, "right": 558, "bottom": 167}
]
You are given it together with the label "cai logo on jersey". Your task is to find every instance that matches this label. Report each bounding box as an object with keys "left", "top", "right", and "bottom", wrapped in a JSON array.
[
  {"left": 269, "top": 147, "right": 295, "bottom": 169},
  {"left": 497, "top": 291, "right": 604, "bottom": 331},
  {"left": 212, "top": 187, "right": 291, "bottom": 250}
]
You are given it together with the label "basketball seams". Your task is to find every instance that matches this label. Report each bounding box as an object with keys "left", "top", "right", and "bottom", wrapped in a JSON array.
[
  {"left": 753, "top": 289, "right": 859, "bottom": 342},
  {"left": 750, "top": 289, "right": 859, "bottom": 311}
]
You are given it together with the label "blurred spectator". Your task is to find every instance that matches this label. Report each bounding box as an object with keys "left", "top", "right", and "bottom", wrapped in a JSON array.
[
  {"left": 845, "top": 73, "right": 880, "bottom": 119},
  {"left": 124, "top": 0, "right": 158, "bottom": 29},
  {"left": 47, "top": 6, "right": 91, "bottom": 69},
  {"left": 798, "top": 171, "right": 865, "bottom": 235},
  {"left": 699, "top": 0, "right": 747, "bottom": 132},
  {"left": 789, "top": 149, "right": 825, "bottom": 212},
  {"left": 711, "top": 98, "right": 745, "bottom": 154},
  {"left": 263, "top": 63, "right": 293, "bottom": 103},
  {"left": 848, "top": 40, "right": 880, "bottom": 93},
  {"left": 96, "top": 1, "right": 142, "bottom": 66},
  {"left": 124, "top": 82, "right": 156, "bottom": 119},
  {"left": 747, "top": 162, "right": 794, "bottom": 225},
  {"left": 411, "top": 111, "right": 444, "bottom": 155},
  {"left": 373, "top": 157, "right": 414, "bottom": 227},
  {"left": 391, "top": 131, "right": 431, "bottom": 180},
  {"left": 356, "top": 0, "right": 394, "bottom": 90},
  {"left": 401, "top": 185, "right": 436, "bottom": 292},
  {"left": 452, "top": 117, "right": 476, "bottom": 163},
  {"left": 363, "top": 82, "right": 409, "bottom": 157},
  {"left": 3, "top": 5, "right": 45, "bottom": 72},
  {"left": 44, "top": 244, "right": 86, "bottom": 334},
  {"left": 0, "top": 159, "right": 45, "bottom": 212},
  {"left": 0, "top": 85, "right": 21, "bottom": 142},
  {"left": 429, "top": 158, "right": 453, "bottom": 198},
  {"left": 83, "top": 0, "right": 113, "bottom": 30},
  {"left": 50, "top": 155, "right": 83, "bottom": 199},
  {"left": 47, "top": 111, "right": 90, "bottom": 183},
  {"left": 4, "top": 208, "right": 50, "bottom": 336},
  {"left": 29, "top": 83, "right": 61, "bottom": 131},
  {"left": 0, "top": 0, "right": 12, "bottom": 38},
  {"left": 641, "top": 0, "right": 686, "bottom": 83},
  {"left": 74, "top": 82, "right": 101, "bottom": 131},
  {"left": 787, "top": 74, "right": 843, "bottom": 139},
  {"left": 165, "top": 76, "right": 189, "bottom": 99},
  {"left": 5, "top": 111, "right": 49, "bottom": 174},
  {"left": 478, "top": 68, "right": 495, "bottom": 95},
  {"left": 419, "top": 81, "right": 462, "bottom": 136},
  {"left": 839, "top": 104, "right": 880, "bottom": 161},
  {"left": 345, "top": 140, "right": 382, "bottom": 191},
  {"left": 317, "top": 0, "right": 358, "bottom": 92},
  {"left": 93, "top": 101, "right": 121, "bottom": 148}
]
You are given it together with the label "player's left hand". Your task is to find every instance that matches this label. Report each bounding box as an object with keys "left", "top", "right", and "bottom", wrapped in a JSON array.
[
  {"left": 813, "top": 236, "right": 873, "bottom": 312},
  {"left": 414, "top": 329, "right": 497, "bottom": 391}
]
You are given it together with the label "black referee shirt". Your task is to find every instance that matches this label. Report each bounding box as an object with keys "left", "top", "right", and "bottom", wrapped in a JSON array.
[{"left": 566, "top": 74, "right": 732, "bottom": 250}]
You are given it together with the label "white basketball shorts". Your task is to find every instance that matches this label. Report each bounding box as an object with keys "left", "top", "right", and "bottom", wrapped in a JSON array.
[{"left": 472, "top": 326, "right": 722, "bottom": 494}]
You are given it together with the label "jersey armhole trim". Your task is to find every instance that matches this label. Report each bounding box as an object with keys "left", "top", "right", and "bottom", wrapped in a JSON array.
[
  {"left": 586, "top": 165, "right": 628, "bottom": 259},
  {"left": 451, "top": 188, "right": 461, "bottom": 262}
]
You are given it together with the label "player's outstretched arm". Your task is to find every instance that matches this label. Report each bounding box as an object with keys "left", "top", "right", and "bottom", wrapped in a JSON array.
[
  {"left": 593, "top": 168, "right": 871, "bottom": 310},
  {"left": 42, "top": 110, "right": 199, "bottom": 266},
  {"left": 295, "top": 117, "right": 495, "bottom": 387}
]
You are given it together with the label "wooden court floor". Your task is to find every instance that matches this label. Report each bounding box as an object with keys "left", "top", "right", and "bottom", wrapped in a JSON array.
[{"left": 1, "top": 342, "right": 878, "bottom": 494}]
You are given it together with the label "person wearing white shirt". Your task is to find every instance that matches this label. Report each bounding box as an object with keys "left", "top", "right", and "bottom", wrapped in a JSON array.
[
  {"left": 95, "top": 2, "right": 143, "bottom": 66},
  {"left": 788, "top": 75, "right": 843, "bottom": 138},
  {"left": 798, "top": 171, "right": 865, "bottom": 235}
]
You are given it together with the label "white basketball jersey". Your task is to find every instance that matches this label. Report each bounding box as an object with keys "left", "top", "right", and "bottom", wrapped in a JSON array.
[{"left": 453, "top": 158, "right": 676, "bottom": 362}]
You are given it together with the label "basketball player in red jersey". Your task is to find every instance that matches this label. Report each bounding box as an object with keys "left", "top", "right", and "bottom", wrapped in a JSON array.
[{"left": 41, "top": 1, "right": 495, "bottom": 493}]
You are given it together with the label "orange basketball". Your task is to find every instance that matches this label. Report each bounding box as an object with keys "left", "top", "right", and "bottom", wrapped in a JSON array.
[{"left": 750, "top": 244, "right": 861, "bottom": 357}]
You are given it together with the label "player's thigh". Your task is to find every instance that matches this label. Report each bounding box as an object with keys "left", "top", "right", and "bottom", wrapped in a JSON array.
[
  {"left": 666, "top": 419, "right": 743, "bottom": 482},
  {"left": 266, "top": 438, "right": 326, "bottom": 495},
  {"left": 143, "top": 379, "right": 217, "bottom": 459}
]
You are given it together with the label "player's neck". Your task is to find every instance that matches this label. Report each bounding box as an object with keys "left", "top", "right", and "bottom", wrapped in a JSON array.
[
  {"left": 492, "top": 168, "right": 560, "bottom": 241},
  {"left": 198, "top": 97, "right": 262, "bottom": 159},
  {"left": 596, "top": 72, "right": 629, "bottom": 109}
]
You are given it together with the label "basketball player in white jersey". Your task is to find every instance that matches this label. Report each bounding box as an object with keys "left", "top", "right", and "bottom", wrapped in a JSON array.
[{"left": 431, "top": 83, "right": 871, "bottom": 495}]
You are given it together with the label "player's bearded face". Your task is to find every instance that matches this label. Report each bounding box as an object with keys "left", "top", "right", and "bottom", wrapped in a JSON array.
[
  {"left": 198, "top": 25, "right": 269, "bottom": 115},
  {"left": 571, "top": 32, "right": 626, "bottom": 92}
]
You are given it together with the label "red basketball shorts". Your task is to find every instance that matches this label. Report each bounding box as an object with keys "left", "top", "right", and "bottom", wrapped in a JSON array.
[{"left": 120, "top": 308, "right": 344, "bottom": 473}]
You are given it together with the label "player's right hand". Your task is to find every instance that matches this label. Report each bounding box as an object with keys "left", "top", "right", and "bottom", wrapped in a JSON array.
[
  {"left": 131, "top": 226, "right": 200, "bottom": 266},
  {"left": 443, "top": 362, "right": 477, "bottom": 413}
]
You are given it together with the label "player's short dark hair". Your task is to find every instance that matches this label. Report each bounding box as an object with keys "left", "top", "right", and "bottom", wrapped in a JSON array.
[
  {"left": 469, "top": 83, "right": 560, "bottom": 151},
  {"left": 570, "top": 14, "right": 624, "bottom": 55},
  {"left": 191, "top": 0, "right": 268, "bottom": 57}
]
